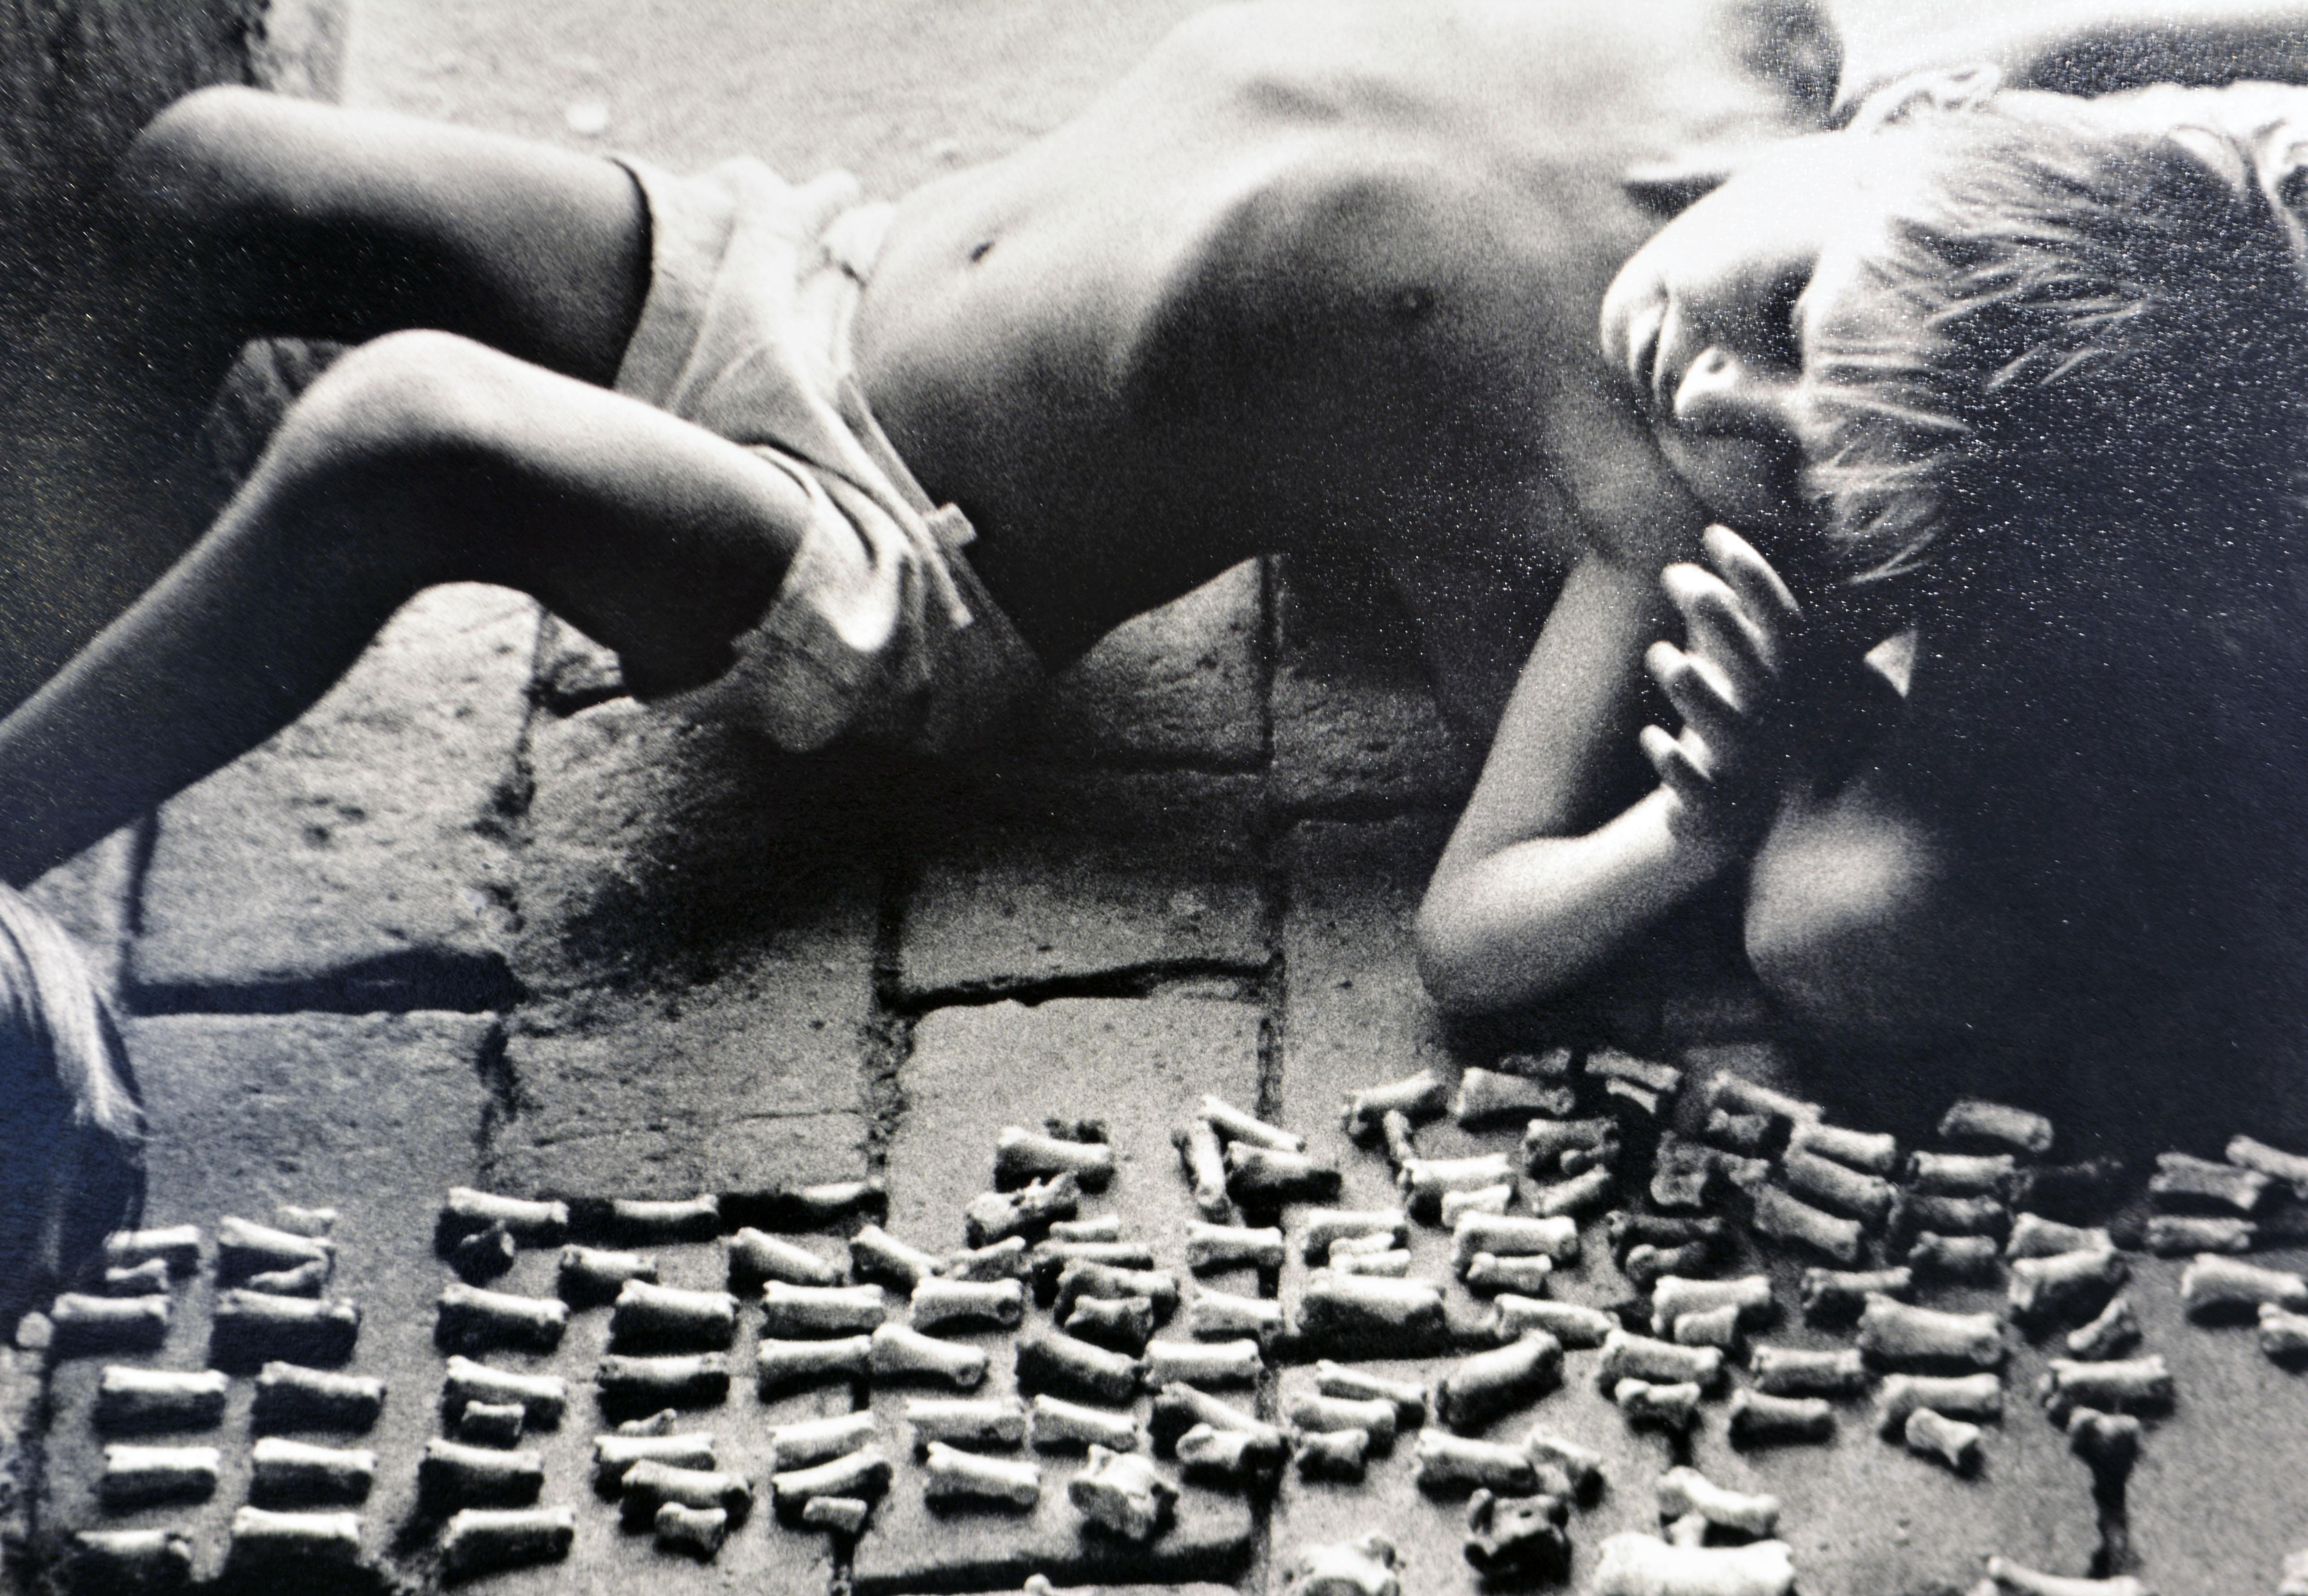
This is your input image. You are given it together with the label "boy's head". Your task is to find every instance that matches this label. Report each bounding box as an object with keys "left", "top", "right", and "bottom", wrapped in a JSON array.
[{"left": 1601, "top": 78, "right": 2308, "bottom": 610}]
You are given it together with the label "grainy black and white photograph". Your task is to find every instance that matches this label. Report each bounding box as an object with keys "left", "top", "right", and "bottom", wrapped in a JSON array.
[{"left": 3, "top": 1, "right": 2307, "bottom": 1592}]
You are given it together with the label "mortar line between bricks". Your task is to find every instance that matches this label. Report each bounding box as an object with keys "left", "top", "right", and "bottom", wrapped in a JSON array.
[
  {"left": 887, "top": 960, "right": 1270, "bottom": 1017},
  {"left": 1254, "top": 551, "right": 1279, "bottom": 770}
]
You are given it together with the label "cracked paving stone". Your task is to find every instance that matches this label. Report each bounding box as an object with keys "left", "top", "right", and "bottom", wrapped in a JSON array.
[
  {"left": 130, "top": 585, "right": 538, "bottom": 1011},
  {"left": 895, "top": 770, "right": 1264, "bottom": 998},
  {"left": 38, "top": 1013, "right": 493, "bottom": 1585},
  {"left": 2122, "top": 1246, "right": 2308, "bottom": 1596}
]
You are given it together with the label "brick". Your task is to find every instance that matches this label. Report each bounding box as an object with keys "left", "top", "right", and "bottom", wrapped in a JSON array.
[
  {"left": 130, "top": 585, "right": 537, "bottom": 1010},
  {"left": 2123, "top": 1248, "right": 2308, "bottom": 1596},
  {"left": 1270, "top": 564, "right": 1475, "bottom": 813},
  {"left": 895, "top": 770, "right": 1265, "bottom": 998},
  {"left": 39, "top": 1013, "right": 492, "bottom": 1584},
  {"left": 1010, "top": 560, "right": 1264, "bottom": 768},
  {"left": 887, "top": 995, "right": 1263, "bottom": 1259}
]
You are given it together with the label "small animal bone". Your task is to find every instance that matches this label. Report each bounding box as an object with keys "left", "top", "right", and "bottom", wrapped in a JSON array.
[
  {"left": 1751, "top": 1186, "right": 1863, "bottom": 1264},
  {"left": 2064, "top": 1407, "right": 2141, "bottom": 1479},
  {"left": 1202, "top": 1092, "right": 1302, "bottom": 1151},
  {"left": 1065, "top": 1293, "right": 1156, "bottom": 1352},
  {"left": 433, "top": 1283, "right": 562, "bottom": 1355},
  {"left": 1438, "top": 1333, "right": 1563, "bottom": 1431},
  {"left": 102, "top": 1259, "right": 172, "bottom": 1297},
  {"left": 1400, "top": 1152, "right": 1518, "bottom": 1221},
  {"left": 2066, "top": 1297, "right": 2142, "bottom": 1361},
  {"left": 1302, "top": 1209, "right": 1410, "bottom": 1260},
  {"left": 761, "top": 1281, "right": 886, "bottom": 1337},
  {"left": 249, "top": 1437, "right": 376, "bottom": 1506},
  {"left": 1145, "top": 1337, "right": 1262, "bottom": 1388},
  {"left": 1381, "top": 1109, "right": 1420, "bottom": 1169},
  {"left": 911, "top": 1277, "right": 1026, "bottom": 1333},
  {"left": 438, "top": 1188, "right": 567, "bottom": 1247},
  {"left": 1288, "top": 1392, "right": 1398, "bottom": 1451},
  {"left": 919, "top": 1448, "right": 1038, "bottom": 1513},
  {"left": 1911, "top": 1152, "right": 2019, "bottom": 1198},
  {"left": 1051, "top": 1216, "right": 1121, "bottom": 1243},
  {"left": 2260, "top": 1303, "right": 2308, "bottom": 1360},
  {"left": 1441, "top": 1185, "right": 1512, "bottom": 1225},
  {"left": 767, "top": 1412, "right": 876, "bottom": 1471},
  {"left": 1294, "top": 1272, "right": 1448, "bottom": 1355},
  {"left": 1521, "top": 1116, "right": 1621, "bottom": 1175},
  {"left": 1747, "top": 1346, "right": 1867, "bottom": 1398},
  {"left": 100, "top": 1445, "right": 220, "bottom": 1508},
  {"left": 603, "top": 1194, "right": 720, "bottom": 1243},
  {"left": 1707, "top": 1072, "right": 1822, "bottom": 1126},
  {"left": 592, "top": 1432, "right": 717, "bottom": 1489},
  {"left": 1187, "top": 1285, "right": 1284, "bottom": 1344},
  {"left": 1054, "top": 1259, "right": 1180, "bottom": 1321},
  {"left": 1518, "top": 1428, "right": 1604, "bottom": 1498},
  {"left": 1614, "top": 1379, "right": 1703, "bottom": 1434},
  {"left": 96, "top": 1367, "right": 229, "bottom": 1433},
  {"left": 848, "top": 1225, "right": 945, "bottom": 1291},
  {"left": 2149, "top": 1151, "right": 2270, "bottom": 1214},
  {"left": 1028, "top": 1393, "right": 1141, "bottom": 1452},
  {"left": 552, "top": 1246, "right": 658, "bottom": 1309},
  {"left": 438, "top": 1507, "right": 575, "bottom": 1574},
  {"left": 1609, "top": 1212, "right": 1731, "bottom": 1264},
  {"left": 945, "top": 1236, "right": 1032, "bottom": 1282},
  {"left": 757, "top": 1335, "right": 872, "bottom": 1393},
  {"left": 1014, "top": 1331, "right": 1145, "bottom": 1405},
  {"left": 1781, "top": 1148, "right": 1895, "bottom": 1226},
  {"left": 1624, "top": 1243, "right": 1716, "bottom": 1291},
  {"left": 73, "top": 1529, "right": 192, "bottom": 1588},
  {"left": 2145, "top": 1214, "right": 2255, "bottom": 1255},
  {"left": 1414, "top": 1431, "right": 1539, "bottom": 1495},
  {"left": 1527, "top": 1166, "right": 1617, "bottom": 1219},
  {"left": 1707, "top": 1109, "right": 1778, "bottom": 1157},
  {"left": 2004, "top": 1159, "right": 2128, "bottom": 1224},
  {"left": 1856, "top": 1297, "right": 2006, "bottom": 1370},
  {"left": 1186, "top": 1222, "right": 1284, "bottom": 1272},
  {"left": 620, "top": 1458, "right": 753, "bottom": 1522},
  {"left": 2039, "top": 1357, "right": 2173, "bottom": 1421},
  {"left": 1902, "top": 1408, "right": 1980, "bottom": 1472},
  {"left": 1979, "top": 1556, "right": 2149, "bottom": 1596},
  {"left": 1658, "top": 1465, "right": 1781, "bottom": 1536},
  {"left": 996, "top": 1126, "right": 1116, "bottom": 1191},
  {"left": 2008, "top": 1250, "right": 2126, "bottom": 1325},
  {"left": 771, "top": 1178, "right": 888, "bottom": 1229},
  {"left": 2006, "top": 1214, "right": 2112, "bottom": 1260},
  {"left": 1070, "top": 1444, "right": 1177, "bottom": 1541},
  {"left": 1497, "top": 1295, "right": 1616, "bottom": 1348},
  {"left": 1937, "top": 1098, "right": 2054, "bottom": 1155},
  {"left": 440, "top": 1356, "right": 558, "bottom": 1427},
  {"left": 1454, "top": 1067, "right": 1576, "bottom": 1126},
  {"left": 904, "top": 1397, "right": 1025, "bottom": 1454},
  {"left": 1174, "top": 1120, "right": 1234, "bottom": 1221},
  {"left": 418, "top": 1438, "right": 544, "bottom": 1509},
  {"left": 1589, "top": 1533, "right": 1797, "bottom": 1596},
  {"left": 217, "top": 1217, "right": 333, "bottom": 1284},
  {"left": 1891, "top": 1192, "right": 2012, "bottom": 1241},
  {"left": 226, "top": 1508, "right": 361, "bottom": 1565},
  {"left": 2181, "top": 1253, "right": 2308, "bottom": 1317},
  {"left": 448, "top": 1225, "right": 515, "bottom": 1285},
  {"left": 1226, "top": 1144, "right": 1343, "bottom": 1204},
  {"left": 2226, "top": 1134, "right": 2308, "bottom": 1196},
  {"left": 1801, "top": 1267, "right": 1914, "bottom": 1323},
  {"left": 1290, "top": 1534, "right": 1403, "bottom": 1596},
  {"left": 799, "top": 1496, "right": 870, "bottom": 1534},
  {"left": 870, "top": 1323, "right": 987, "bottom": 1389},
  {"left": 49, "top": 1293, "right": 169, "bottom": 1357},
  {"left": 102, "top": 1225, "right": 201, "bottom": 1276},
  {"left": 1653, "top": 1276, "right": 1773, "bottom": 1335},
  {"left": 653, "top": 1501, "right": 727, "bottom": 1559},
  {"left": 593, "top": 1353, "right": 730, "bottom": 1411},
  {"left": 1149, "top": 1382, "right": 1284, "bottom": 1452},
  {"left": 1465, "top": 1252, "right": 1555, "bottom": 1296},
  {"left": 1463, "top": 1487, "right": 1571, "bottom": 1584},
  {"left": 1330, "top": 1248, "right": 1413, "bottom": 1278},
  {"left": 623, "top": 1409, "right": 702, "bottom": 1435},
  {"left": 247, "top": 1260, "right": 328, "bottom": 1296},
  {"left": 1295, "top": 1426, "right": 1370, "bottom": 1481},
  {"left": 1674, "top": 1304, "right": 1742, "bottom": 1349},
  {"left": 727, "top": 1228, "right": 839, "bottom": 1289},
  {"left": 1454, "top": 1212, "right": 1580, "bottom": 1274},
  {"left": 1343, "top": 1070, "right": 1450, "bottom": 1141},
  {"left": 611, "top": 1279, "right": 738, "bottom": 1351},
  {"left": 771, "top": 1447, "right": 893, "bottom": 1516},
  {"left": 1177, "top": 1421, "right": 1284, "bottom": 1484},
  {"left": 966, "top": 1172, "right": 1081, "bottom": 1246},
  {"left": 213, "top": 1290, "right": 360, "bottom": 1370},
  {"left": 1028, "top": 1240, "right": 1156, "bottom": 1301},
  {"left": 1908, "top": 1233, "right": 2003, "bottom": 1283},
  {"left": 1790, "top": 1122, "right": 1899, "bottom": 1176},
  {"left": 1875, "top": 1373, "right": 2003, "bottom": 1434},
  {"left": 1727, "top": 1390, "right": 1833, "bottom": 1445},
  {"left": 1651, "top": 1136, "right": 1724, "bottom": 1211},
  {"left": 1600, "top": 1329, "right": 1724, "bottom": 1391},
  {"left": 458, "top": 1401, "right": 524, "bottom": 1447}
]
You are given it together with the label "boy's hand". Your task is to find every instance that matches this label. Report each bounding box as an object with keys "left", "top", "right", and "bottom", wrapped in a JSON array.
[{"left": 1639, "top": 525, "right": 1802, "bottom": 847}]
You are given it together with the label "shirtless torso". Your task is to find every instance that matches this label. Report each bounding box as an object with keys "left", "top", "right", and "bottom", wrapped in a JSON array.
[{"left": 850, "top": 0, "right": 1831, "bottom": 727}]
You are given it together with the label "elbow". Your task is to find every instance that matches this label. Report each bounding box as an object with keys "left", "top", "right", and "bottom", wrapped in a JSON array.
[{"left": 1414, "top": 885, "right": 1513, "bottom": 1019}]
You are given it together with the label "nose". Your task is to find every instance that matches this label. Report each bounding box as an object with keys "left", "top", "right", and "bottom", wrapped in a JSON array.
[{"left": 1671, "top": 346, "right": 1801, "bottom": 440}]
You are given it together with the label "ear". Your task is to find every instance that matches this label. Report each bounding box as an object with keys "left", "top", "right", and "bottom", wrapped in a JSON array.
[{"left": 1842, "top": 63, "right": 2003, "bottom": 131}]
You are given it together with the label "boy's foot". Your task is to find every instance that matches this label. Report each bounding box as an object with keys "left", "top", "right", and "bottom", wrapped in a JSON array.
[{"left": 0, "top": 883, "right": 144, "bottom": 1326}]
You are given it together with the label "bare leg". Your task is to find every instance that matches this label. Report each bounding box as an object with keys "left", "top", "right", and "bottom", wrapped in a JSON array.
[
  {"left": 0, "top": 331, "right": 815, "bottom": 885},
  {"left": 0, "top": 87, "right": 648, "bottom": 710}
]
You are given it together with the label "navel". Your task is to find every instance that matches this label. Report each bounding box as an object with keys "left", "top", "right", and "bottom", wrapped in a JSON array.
[
  {"left": 968, "top": 239, "right": 996, "bottom": 264},
  {"left": 1393, "top": 285, "right": 1434, "bottom": 323}
]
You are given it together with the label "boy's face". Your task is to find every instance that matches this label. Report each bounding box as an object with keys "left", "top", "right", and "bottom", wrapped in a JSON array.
[{"left": 1599, "top": 132, "right": 1903, "bottom": 533}]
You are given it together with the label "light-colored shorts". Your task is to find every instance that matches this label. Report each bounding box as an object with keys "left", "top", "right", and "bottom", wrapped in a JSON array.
[{"left": 610, "top": 154, "right": 1043, "bottom": 755}]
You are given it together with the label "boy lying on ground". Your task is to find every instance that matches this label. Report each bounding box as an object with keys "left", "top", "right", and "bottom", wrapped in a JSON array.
[
  {"left": 1420, "top": 74, "right": 2308, "bottom": 1126},
  {"left": 0, "top": 1, "right": 2301, "bottom": 1305}
]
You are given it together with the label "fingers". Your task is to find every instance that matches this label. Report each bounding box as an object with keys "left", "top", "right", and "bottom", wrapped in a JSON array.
[
  {"left": 1702, "top": 524, "right": 1801, "bottom": 641},
  {"left": 1661, "top": 563, "right": 1772, "bottom": 701},
  {"left": 1646, "top": 639, "right": 1746, "bottom": 763},
  {"left": 1639, "top": 723, "right": 1713, "bottom": 817}
]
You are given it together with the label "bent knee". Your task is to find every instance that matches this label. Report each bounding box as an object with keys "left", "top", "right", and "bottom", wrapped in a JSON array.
[
  {"left": 275, "top": 330, "right": 522, "bottom": 464},
  {"left": 113, "top": 86, "right": 300, "bottom": 239}
]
